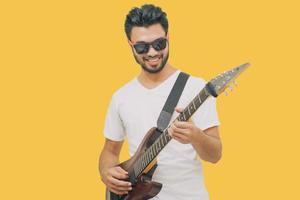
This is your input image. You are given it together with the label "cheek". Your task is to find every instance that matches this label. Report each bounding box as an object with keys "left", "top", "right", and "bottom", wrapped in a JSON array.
[
  {"left": 162, "top": 46, "right": 169, "bottom": 56},
  {"left": 134, "top": 52, "right": 144, "bottom": 61},
  {"left": 138, "top": 55, "right": 146, "bottom": 61}
]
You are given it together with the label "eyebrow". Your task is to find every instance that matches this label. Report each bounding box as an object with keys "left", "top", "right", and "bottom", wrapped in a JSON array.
[
  {"left": 135, "top": 37, "right": 165, "bottom": 44},
  {"left": 135, "top": 40, "right": 147, "bottom": 44}
]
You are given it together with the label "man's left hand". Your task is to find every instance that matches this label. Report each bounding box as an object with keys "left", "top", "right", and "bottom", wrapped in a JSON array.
[{"left": 167, "top": 107, "right": 204, "bottom": 144}]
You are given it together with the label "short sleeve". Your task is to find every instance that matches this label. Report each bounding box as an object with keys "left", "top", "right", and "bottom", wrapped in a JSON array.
[
  {"left": 103, "top": 95, "right": 126, "bottom": 141},
  {"left": 191, "top": 96, "right": 220, "bottom": 131}
]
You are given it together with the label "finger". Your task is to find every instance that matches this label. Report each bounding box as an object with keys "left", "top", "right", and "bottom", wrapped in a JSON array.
[
  {"left": 174, "top": 121, "right": 192, "bottom": 129},
  {"left": 175, "top": 107, "right": 184, "bottom": 113},
  {"left": 109, "top": 176, "right": 132, "bottom": 187},
  {"left": 172, "top": 125, "right": 190, "bottom": 135},
  {"left": 110, "top": 169, "right": 129, "bottom": 180},
  {"left": 172, "top": 133, "right": 188, "bottom": 144},
  {"left": 115, "top": 166, "right": 128, "bottom": 175},
  {"left": 172, "top": 131, "right": 189, "bottom": 141},
  {"left": 108, "top": 182, "right": 132, "bottom": 192}
]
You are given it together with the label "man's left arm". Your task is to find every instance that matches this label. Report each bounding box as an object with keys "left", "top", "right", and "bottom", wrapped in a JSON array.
[{"left": 191, "top": 126, "right": 222, "bottom": 163}]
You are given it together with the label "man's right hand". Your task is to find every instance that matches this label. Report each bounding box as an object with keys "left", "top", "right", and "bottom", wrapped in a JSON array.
[{"left": 101, "top": 166, "right": 132, "bottom": 195}]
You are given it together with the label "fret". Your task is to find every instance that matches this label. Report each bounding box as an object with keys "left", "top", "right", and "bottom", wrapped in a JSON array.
[
  {"left": 153, "top": 144, "right": 158, "bottom": 156},
  {"left": 149, "top": 148, "right": 153, "bottom": 160},
  {"left": 155, "top": 142, "right": 161, "bottom": 157},
  {"left": 153, "top": 143, "right": 157, "bottom": 156},
  {"left": 147, "top": 148, "right": 151, "bottom": 163},
  {"left": 156, "top": 140, "right": 161, "bottom": 151},
  {"left": 184, "top": 109, "right": 190, "bottom": 121},
  {"left": 192, "top": 100, "right": 196, "bottom": 110},
  {"left": 143, "top": 155, "right": 147, "bottom": 168},
  {"left": 135, "top": 154, "right": 146, "bottom": 176},
  {"left": 179, "top": 113, "right": 185, "bottom": 121},
  {"left": 161, "top": 134, "right": 165, "bottom": 146},
  {"left": 160, "top": 136, "right": 165, "bottom": 148},
  {"left": 151, "top": 146, "right": 155, "bottom": 158},
  {"left": 157, "top": 137, "right": 162, "bottom": 150},
  {"left": 137, "top": 163, "right": 141, "bottom": 175},
  {"left": 165, "top": 133, "right": 171, "bottom": 141},
  {"left": 153, "top": 145, "right": 157, "bottom": 156},
  {"left": 157, "top": 138, "right": 161, "bottom": 151},
  {"left": 187, "top": 106, "right": 191, "bottom": 115},
  {"left": 195, "top": 94, "right": 201, "bottom": 107},
  {"left": 163, "top": 133, "right": 168, "bottom": 145},
  {"left": 152, "top": 147, "right": 156, "bottom": 159},
  {"left": 146, "top": 150, "right": 150, "bottom": 163},
  {"left": 200, "top": 89, "right": 208, "bottom": 102},
  {"left": 189, "top": 102, "right": 195, "bottom": 113},
  {"left": 145, "top": 150, "right": 149, "bottom": 164},
  {"left": 157, "top": 141, "right": 161, "bottom": 152},
  {"left": 141, "top": 156, "right": 145, "bottom": 168},
  {"left": 158, "top": 140, "right": 161, "bottom": 150},
  {"left": 153, "top": 146, "right": 157, "bottom": 158},
  {"left": 197, "top": 93, "right": 202, "bottom": 104},
  {"left": 164, "top": 133, "right": 168, "bottom": 143}
]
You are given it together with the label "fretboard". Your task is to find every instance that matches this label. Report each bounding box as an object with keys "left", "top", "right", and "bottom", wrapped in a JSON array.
[{"left": 133, "top": 87, "right": 210, "bottom": 177}]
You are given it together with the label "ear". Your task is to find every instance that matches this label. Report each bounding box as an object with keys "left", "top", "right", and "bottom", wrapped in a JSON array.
[
  {"left": 128, "top": 39, "right": 133, "bottom": 45},
  {"left": 128, "top": 40, "right": 136, "bottom": 53}
]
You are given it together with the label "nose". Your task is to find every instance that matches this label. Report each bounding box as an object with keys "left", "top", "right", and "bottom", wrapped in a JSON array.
[{"left": 147, "top": 45, "right": 158, "bottom": 57}]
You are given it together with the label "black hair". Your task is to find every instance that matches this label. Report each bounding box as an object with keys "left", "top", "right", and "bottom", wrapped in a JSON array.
[{"left": 124, "top": 4, "right": 169, "bottom": 40}]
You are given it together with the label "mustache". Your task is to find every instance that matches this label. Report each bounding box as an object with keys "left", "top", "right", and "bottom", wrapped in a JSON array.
[{"left": 143, "top": 55, "right": 162, "bottom": 60}]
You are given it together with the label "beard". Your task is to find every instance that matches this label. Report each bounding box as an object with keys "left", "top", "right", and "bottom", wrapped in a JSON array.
[{"left": 133, "top": 51, "right": 169, "bottom": 74}]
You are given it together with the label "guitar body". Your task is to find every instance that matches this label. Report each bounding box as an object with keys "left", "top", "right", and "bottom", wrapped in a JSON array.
[{"left": 106, "top": 127, "right": 163, "bottom": 200}]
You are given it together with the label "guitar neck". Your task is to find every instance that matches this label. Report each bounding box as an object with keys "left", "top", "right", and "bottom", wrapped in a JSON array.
[{"left": 133, "top": 86, "right": 211, "bottom": 176}]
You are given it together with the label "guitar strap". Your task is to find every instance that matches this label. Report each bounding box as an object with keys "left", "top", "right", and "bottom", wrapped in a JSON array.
[
  {"left": 145, "top": 72, "right": 190, "bottom": 179},
  {"left": 157, "top": 71, "right": 190, "bottom": 132}
]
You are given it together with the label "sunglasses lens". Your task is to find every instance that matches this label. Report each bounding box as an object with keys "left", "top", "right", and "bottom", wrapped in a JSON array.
[
  {"left": 152, "top": 38, "right": 167, "bottom": 51},
  {"left": 133, "top": 43, "right": 149, "bottom": 54},
  {"left": 133, "top": 38, "right": 167, "bottom": 54}
]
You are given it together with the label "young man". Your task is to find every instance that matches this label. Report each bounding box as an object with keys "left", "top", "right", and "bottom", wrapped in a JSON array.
[{"left": 99, "top": 4, "right": 222, "bottom": 200}]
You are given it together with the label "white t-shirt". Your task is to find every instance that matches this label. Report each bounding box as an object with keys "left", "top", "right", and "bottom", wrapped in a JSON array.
[{"left": 104, "top": 70, "right": 220, "bottom": 200}]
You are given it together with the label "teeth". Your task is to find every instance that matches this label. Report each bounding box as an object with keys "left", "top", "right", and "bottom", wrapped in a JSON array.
[{"left": 147, "top": 58, "right": 159, "bottom": 62}]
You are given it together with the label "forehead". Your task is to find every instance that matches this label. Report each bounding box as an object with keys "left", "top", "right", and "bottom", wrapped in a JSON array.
[{"left": 130, "top": 23, "right": 166, "bottom": 43}]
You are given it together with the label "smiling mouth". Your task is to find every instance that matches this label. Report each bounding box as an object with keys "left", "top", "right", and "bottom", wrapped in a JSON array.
[{"left": 144, "top": 56, "right": 162, "bottom": 66}]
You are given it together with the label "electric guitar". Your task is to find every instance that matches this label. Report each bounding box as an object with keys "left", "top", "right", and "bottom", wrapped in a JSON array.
[{"left": 106, "top": 63, "right": 250, "bottom": 200}]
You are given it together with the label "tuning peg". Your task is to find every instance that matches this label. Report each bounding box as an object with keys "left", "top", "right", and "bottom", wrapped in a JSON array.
[
  {"left": 228, "top": 85, "right": 233, "bottom": 92},
  {"left": 224, "top": 90, "right": 228, "bottom": 96}
]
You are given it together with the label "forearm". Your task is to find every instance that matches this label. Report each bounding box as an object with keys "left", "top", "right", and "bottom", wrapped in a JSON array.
[
  {"left": 191, "top": 128, "right": 222, "bottom": 163},
  {"left": 99, "top": 149, "right": 119, "bottom": 177}
]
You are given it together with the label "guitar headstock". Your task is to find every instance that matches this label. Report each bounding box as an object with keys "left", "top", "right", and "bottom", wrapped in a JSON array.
[{"left": 206, "top": 63, "right": 250, "bottom": 97}]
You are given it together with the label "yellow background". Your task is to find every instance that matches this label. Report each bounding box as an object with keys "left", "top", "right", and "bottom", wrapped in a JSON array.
[{"left": 1, "top": 0, "right": 299, "bottom": 199}]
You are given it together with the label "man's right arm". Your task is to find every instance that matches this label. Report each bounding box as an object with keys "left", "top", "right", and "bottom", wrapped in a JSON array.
[{"left": 99, "top": 138, "right": 132, "bottom": 195}]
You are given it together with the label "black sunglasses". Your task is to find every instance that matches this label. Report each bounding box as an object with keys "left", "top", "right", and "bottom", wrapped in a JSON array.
[{"left": 133, "top": 37, "right": 168, "bottom": 54}]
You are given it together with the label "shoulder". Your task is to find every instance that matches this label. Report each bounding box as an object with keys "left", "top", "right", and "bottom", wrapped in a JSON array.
[
  {"left": 188, "top": 74, "right": 207, "bottom": 86},
  {"left": 111, "top": 78, "right": 139, "bottom": 103}
]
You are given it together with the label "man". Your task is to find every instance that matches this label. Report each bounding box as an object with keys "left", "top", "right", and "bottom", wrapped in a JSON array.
[{"left": 99, "top": 4, "right": 222, "bottom": 200}]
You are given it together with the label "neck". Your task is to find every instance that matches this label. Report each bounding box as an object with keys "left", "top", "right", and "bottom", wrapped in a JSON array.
[{"left": 138, "top": 63, "right": 177, "bottom": 89}]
